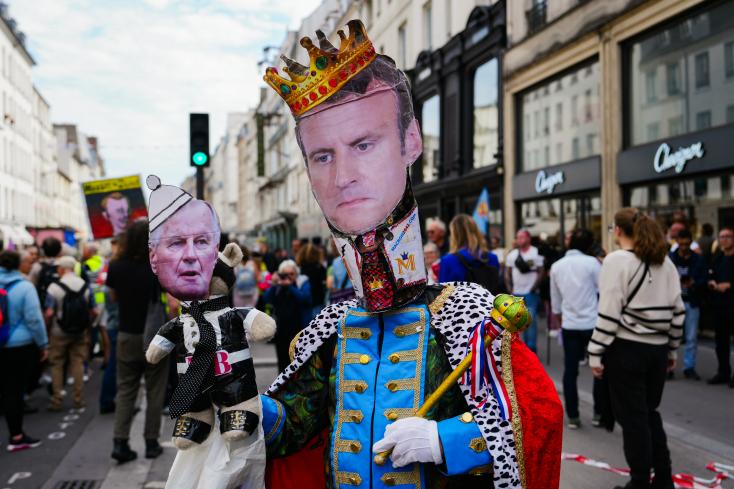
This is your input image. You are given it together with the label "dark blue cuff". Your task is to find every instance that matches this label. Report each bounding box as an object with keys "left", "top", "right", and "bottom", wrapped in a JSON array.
[
  {"left": 261, "top": 395, "right": 285, "bottom": 445},
  {"left": 437, "top": 413, "right": 493, "bottom": 476}
]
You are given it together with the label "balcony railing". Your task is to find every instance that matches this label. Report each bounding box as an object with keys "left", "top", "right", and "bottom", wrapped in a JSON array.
[{"left": 526, "top": 1, "right": 547, "bottom": 36}]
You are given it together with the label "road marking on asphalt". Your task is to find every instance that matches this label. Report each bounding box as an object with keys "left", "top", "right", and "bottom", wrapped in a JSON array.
[
  {"left": 6, "top": 472, "right": 32, "bottom": 484},
  {"left": 143, "top": 482, "right": 166, "bottom": 488}
]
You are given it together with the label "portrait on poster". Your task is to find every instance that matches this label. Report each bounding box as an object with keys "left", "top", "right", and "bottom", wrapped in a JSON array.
[{"left": 82, "top": 175, "right": 147, "bottom": 239}]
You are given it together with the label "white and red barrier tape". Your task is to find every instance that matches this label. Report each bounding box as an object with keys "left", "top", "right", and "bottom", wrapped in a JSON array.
[{"left": 562, "top": 453, "right": 734, "bottom": 489}]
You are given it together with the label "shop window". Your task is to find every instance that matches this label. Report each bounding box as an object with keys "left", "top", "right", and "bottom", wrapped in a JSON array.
[
  {"left": 421, "top": 94, "right": 440, "bottom": 183},
  {"left": 727, "top": 105, "right": 734, "bottom": 124},
  {"left": 472, "top": 58, "right": 498, "bottom": 169},
  {"left": 668, "top": 116, "right": 683, "bottom": 136},
  {"left": 694, "top": 52, "right": 709, "bottom": 89},
  {"left": 647, "top": 122, "right": 660, "bottom": 141},
  {"left": 584, "top": 89, "right": 593, "bottom": 122},
  {"left": 646, "top": 70, "right": 657, "bottom": 103},
  {"left": 555, "top": 103, "right": 563, "bottom": 130},
  {"left": 422, "top": 1, "right": 432, "bottom": 50},
  {"left": 666, "top": 62, "right": 681, "bottom": 96},
  {"left": 518, "top": 59, "right": 599, "bottom": 171},
  {"left": 726, "top": 42, "right": 734, "bottom": 79},
  {"left": 398, "top": 22, "right": 407, "bottom": 69},
  {"left": 696, "top": 111, "right": 711, "bottom": 131},
  {"left": 627, "top": 1, "right": 734, "bottom": 146}
]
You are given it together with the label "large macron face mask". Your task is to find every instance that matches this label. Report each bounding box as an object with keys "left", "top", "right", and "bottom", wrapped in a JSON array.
[
  {"left": 298, "top": 88, "right": 423, "bottom": 235},
  {"left": 149, "top": 200, "right": 219, "bottom": 301}
]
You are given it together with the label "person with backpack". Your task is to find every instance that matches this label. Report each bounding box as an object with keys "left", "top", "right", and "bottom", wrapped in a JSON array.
[
  {"left": 588, "top": 208, "right": 684, "bottom": 489},
  {"left": 44, "top": 256, "right": 95, "bottom": 411},
  {"left": 29, "top": 237, "right": 62, "bottom": 303},
  {"left": 438, "top": 214, "right": 500, "bottom": 293},
  {"left": 0, "top": 250, "right": 48, "bottom": 452}
]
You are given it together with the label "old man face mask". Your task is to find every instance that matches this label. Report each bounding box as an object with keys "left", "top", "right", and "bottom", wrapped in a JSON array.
[{"left": 146, "top": 175, "right": 221, "bottom": 301}]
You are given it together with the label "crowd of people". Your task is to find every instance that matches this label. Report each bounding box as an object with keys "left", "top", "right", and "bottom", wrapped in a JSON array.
[{"left": 0, "top": 208, "right": 731, "bottom": 489}]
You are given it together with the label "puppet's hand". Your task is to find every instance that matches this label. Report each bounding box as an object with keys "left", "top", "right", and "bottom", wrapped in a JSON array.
[
  {"left": 240, "top": 308, "right": 276, "bottom": 342},
  {"left": 145, "top": 343, "right": 169, "bottom": 364},
  {"left": 372, "top": 417, "right": 443, "bottom": 467}
]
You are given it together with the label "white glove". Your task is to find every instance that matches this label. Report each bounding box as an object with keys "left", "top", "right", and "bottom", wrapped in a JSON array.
[{"left": 372, "top": 417, "right": 443, "bottom": 468}]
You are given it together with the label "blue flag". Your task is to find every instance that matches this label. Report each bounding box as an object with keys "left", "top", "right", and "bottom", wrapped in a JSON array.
[{"left": 472, "top": 187, "right": 490, "bottom": 235}]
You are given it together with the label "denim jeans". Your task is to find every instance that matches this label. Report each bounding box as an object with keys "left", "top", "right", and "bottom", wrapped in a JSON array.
[
  {"left": 100, "top": 327, "right": 117, "bottom": 410},
  {"left": 520, "top": 292, "right": 540, "bottom": 352},
  {"left": 561, "top": 328, "right": 602, "bottom": 419},
  {"left": 682, "top": 302, "right": 699, "bottom": 371}
]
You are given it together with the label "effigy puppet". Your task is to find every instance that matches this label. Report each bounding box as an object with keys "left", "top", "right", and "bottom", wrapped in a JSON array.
[
  {"left": 254, "top": 19, "right": 564, "bottom": 489},
  {"left": 143, "top": 175, "right": 276, "bottom": 488}
]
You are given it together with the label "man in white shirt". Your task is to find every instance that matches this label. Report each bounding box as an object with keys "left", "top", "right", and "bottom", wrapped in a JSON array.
[
  {"left": 550, "top": 229, "right": 601, "bottom": 429},
  {"left": 505, "top": 229, "right": 544, "bottom": 352}
]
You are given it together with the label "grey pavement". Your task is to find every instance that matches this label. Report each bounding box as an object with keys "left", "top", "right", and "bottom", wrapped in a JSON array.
[
  {"left": 2, "top": 330, "right": 732, "bottom": 489},
  {"left": 536, "top": 319, "right": 734, "bottom": 489}
]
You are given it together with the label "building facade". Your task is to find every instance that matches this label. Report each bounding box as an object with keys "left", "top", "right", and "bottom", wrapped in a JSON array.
[
  {"left": 408, "top": 2, "right": 505, "bottom": 240},
  {"left": 502, "top": 0, "right": 732, "bottom": 252},
  {"left": 207, "top": 112, "right": 248, "bottom": 235},
  {"left": 53, "top": 124, "right": 105, "bottom": 241},
  {"left": 0, "top": 7, "right": 35, "bottom": 247}
]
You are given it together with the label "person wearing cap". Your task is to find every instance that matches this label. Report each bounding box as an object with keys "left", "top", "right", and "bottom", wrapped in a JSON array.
[
  {"left": 256, "top": 20, "right": 562, "bottom": 489},
  {"left": 45, "top": 255, "right": 95, "bottom": 412}
]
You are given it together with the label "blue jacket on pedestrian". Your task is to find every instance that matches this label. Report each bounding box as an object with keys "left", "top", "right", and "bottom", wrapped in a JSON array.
[
  {"left": 669, "top": 250, "right": 706, "bottom": 307},
  {"left": 262, "top": 277, "right": 312, "bottom": 328},
  {"left": 438, "top": 248, "right": 500, "bottom": 283},
  {"left": 0, "top": 267, "right": 48, "bottom": 349}
]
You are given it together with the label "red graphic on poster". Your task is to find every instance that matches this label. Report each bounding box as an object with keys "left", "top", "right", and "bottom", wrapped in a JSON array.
[{"left": 82, "top": 175, "right": 147, "bottom": 239}]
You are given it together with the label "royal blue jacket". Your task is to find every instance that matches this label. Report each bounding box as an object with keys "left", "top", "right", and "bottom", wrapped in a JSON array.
[
  {"left": 0, "top": 268, "right": 48, "bottom": 349},
  {"left": 439, "top": 248, "right": 500, "bottom": 283}
]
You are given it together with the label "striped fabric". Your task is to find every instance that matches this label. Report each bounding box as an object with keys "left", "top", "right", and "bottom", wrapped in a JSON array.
[{"left": 588, "top": 250, "right": 685, "bottom": 368}]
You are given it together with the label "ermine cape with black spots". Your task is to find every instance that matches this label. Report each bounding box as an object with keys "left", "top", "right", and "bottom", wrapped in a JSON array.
[{"left": 264, "top": 282, "right": 563, "bottom": 489}]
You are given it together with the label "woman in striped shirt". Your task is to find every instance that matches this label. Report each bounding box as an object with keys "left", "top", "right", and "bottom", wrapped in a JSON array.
[{"left": 589, "top": 208, "right": 684, "bottom": 489}]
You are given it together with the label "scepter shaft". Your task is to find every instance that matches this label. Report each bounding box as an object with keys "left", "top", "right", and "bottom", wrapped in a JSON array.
[{"left": 374, "top": 327, "right": 501, "bottom": 465}]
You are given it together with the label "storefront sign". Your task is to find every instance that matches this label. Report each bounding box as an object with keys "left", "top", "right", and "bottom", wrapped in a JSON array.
[
  {"left": 618, "top": 125, "right": 732, "bottom": 185},
  {"left": 653, "top": 142, "right": 704, "bottom": 174},
  {"left": 513, "top": 156, "right": 601, "bottom": 201},
  {"left": 534, "top": 170, "right": 565, "bottom": 194}
]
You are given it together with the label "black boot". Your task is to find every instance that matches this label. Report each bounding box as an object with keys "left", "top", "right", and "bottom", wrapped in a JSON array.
[
  {"left": 145, "top": 439, "right": 163, "bottom": 459},
  {"left": 111, "top": 438, "right": 137, "bottom": 464}
]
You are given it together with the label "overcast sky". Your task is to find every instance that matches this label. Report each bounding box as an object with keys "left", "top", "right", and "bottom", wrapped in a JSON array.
[{"left": 9, "top": 0, "right": 320, "bottom": 187}]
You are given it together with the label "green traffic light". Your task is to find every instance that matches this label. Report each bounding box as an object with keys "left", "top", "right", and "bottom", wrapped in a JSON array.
[{"left": 192, "top": 151, "right": 208, "bottom": 166}]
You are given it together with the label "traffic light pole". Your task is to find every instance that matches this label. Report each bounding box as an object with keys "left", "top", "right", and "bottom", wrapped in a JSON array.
[{"left": 196, "top": 166, "right": 204, "bottom": 200}]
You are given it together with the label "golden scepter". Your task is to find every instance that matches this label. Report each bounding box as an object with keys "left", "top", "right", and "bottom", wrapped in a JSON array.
[{"left": 373, "top": 293, "right": 531, "bottom": 466}]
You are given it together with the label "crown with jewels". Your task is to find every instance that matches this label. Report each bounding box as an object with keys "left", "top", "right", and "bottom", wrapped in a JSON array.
[{"left": 263, "top": 19, "right": 378, "bottom": 117}]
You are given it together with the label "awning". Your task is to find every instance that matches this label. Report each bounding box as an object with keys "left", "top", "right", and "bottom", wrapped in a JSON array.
[
  {"left": 0, "top": 224, "right": 35, "bottom": 246},
  {"left": 0, "top": 224, "right": 15, "bottom": 244},
  {"left": 13, "top": 226, "right": 34, "bottom": 245}
]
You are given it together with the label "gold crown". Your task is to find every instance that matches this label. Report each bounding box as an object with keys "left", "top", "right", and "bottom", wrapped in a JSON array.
[
  {"left": 368, "top": 277, "right": 383, "bottom": 291},
  {"left": 263, "top": 19, "right": 377, "bottom": 117}
]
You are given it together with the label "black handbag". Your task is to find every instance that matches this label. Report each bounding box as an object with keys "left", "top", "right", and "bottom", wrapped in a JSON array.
[{"left": 514, "top": 252, "right": 532, "bottom": 274}]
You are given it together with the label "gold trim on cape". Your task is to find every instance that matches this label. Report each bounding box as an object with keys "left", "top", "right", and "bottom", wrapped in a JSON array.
[{"left": 501, "top": 331, "right": 526, "bottom": 489}]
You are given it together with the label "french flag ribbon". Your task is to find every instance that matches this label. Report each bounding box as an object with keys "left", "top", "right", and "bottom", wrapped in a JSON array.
[
  {"left": 562, "top": 453, "right": 732, "bottom": 489},
  {"left": 459, "top": 318, "right": 512, "bottom": 420}
]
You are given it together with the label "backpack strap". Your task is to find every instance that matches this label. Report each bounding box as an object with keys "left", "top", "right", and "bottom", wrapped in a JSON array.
[
  {"left": 453, "top": 251, "right": 475, "bottom": 270},
  {"left": 624, "top": 262, "right": 650, "bottom": 309}
]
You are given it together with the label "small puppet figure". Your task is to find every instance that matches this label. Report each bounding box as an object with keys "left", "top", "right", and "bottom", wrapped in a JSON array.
[{"left": 143, "top": 175, "right": 276, "bottom": 450}]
